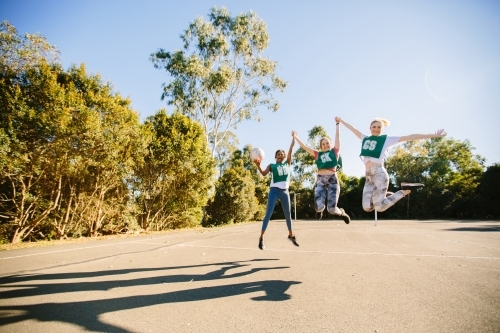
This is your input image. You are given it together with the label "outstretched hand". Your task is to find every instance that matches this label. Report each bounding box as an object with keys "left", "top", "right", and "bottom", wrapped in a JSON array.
[
  {"left": 291, "top": 130, "right": 297, "bottom": 139},
  {"left": 435, "top": 129, "right": 446, "bottom": 137},
  {"left": 335, "top": 116, "right": 342, "bottom": 123}
]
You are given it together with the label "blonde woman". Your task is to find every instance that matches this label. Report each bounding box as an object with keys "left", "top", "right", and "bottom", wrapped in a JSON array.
[
  {"left": 292, "top": 121, "right": 351, "bottom": 224},
  {"left": 337, "top": 116, "right": 445, "bottom": 212}
]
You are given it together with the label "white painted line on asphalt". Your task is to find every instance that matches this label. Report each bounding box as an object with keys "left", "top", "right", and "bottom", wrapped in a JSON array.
[
  {"left": 0, "top": 237, "right": 177, "bottom": 260},
  {"left": 179, "top": 244, "right": 500, "bottom": 260}
]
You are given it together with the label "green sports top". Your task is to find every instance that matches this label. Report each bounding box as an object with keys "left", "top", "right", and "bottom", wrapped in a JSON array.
[
  {"left": 360, "top": 135, "right": 387, "bottom": 159},
  {"left": 270, "top": 162, "right": 291, "bottom": 188},
  {"left": 315, "top": 149, "right": 341, "bottom": 171}
]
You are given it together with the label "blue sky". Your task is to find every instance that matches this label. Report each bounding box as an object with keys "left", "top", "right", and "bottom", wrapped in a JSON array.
[{"left": 2, "top": 0, "right": 499, "bottom": 177}]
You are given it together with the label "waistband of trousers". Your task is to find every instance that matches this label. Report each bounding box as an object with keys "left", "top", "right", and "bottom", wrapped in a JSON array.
[{"left": 365, "top": 165, "right": 385, "bottom": 174}]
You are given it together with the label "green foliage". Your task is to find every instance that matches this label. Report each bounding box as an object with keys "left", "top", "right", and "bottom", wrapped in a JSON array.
[
  {"left": 385, "top": 137, "right": 485, "bottom": 218},
  {"left": 0, "top": 21, "right": 145, "bottom": 243},
  {"left": 150, "top": 6, "right": 287, "bottom": 156},
  {"left": 204, "top": 159, "right": 258, "bottom": 226},
  {"left": 475, "top": 163, "right": 500, "bottom": 219},
  {"left": 134, "top": 110, "right": 216, "bottom": 230},
  {"left": 0, "top": 20, "right": 60, "bottom": 74}
]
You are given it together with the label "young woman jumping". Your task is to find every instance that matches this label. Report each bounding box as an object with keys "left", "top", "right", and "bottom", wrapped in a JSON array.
[
  {"left": 292, "top": 120, "right": 350, "bottom": 224},
  {"left": 337, "top": 116, "right": 445, "bottom": 213},
  {"left": 253, "top": 132, "right": 299, "bottom": 250}
]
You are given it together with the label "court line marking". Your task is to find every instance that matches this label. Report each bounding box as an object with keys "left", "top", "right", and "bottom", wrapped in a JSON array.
[
  {"left": 3, "top": 235, "right": 499, "bottom": 261},
  {"left": 179, "top": 244, "right": 500, "bottom": 260},
  {"left": 0, "top": 235, "right": 187, "bottom": 260}
]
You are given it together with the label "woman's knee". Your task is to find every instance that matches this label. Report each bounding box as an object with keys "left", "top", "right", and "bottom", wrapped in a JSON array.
[{"left": 362, "top": 203, "right": 374, "bottom": 212}]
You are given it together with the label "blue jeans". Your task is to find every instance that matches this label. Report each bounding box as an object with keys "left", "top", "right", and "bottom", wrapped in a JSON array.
[
  {"left": 261, "top": 187, "right": 293, "bottom": 232},
  {"left": 315, "top": 174, "right": 341, "bottom": 215}
]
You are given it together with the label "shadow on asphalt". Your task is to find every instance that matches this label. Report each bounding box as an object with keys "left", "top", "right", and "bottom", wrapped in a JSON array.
[
  {"left": 0, "top": 259, "right": 301, "bottom": 332},
  {"left": 444, "top": 226, "right": 500, "bottom": 232}
]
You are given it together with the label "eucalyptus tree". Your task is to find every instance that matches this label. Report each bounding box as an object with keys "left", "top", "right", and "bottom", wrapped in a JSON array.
[
  {"left": 0, "top": 60, "right": 145, "bottom": 243},
  {"left": 231, "top": 144, "right": 268, "bottom": 220},
  {"left": 212, "top": 130, "right": 239, "bottom": 176},
  {"left": 204, "top": 159, "right": 258, "bottom": 226},
  {"left": 0, "top": 22, "right": 64, "bottom": 243},
  {"left": 134, "top": 110, "right": 215, "bottom": 230},
  {"left": 0, "top": 20, "right": 59, "bottom": 74},
  {"left": 0, "top": 62, "right": 65, "bottom": 243},
  {"left": 59, "top": 65, "right": 145, "bottom": 237},
  {"left": 150, "top": 6, "right": 287, "bottom": 156},
  {"left": 0, "top": 21, "right": 145, "bottom": 243}
]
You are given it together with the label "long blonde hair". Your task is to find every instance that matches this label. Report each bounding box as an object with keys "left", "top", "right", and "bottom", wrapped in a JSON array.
[{"left": 370, "top": 118, "right": 390, "bottom": 127}]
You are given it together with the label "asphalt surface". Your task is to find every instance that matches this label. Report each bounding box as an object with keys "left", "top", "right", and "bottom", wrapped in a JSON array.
[{"left": 0, "top": 219, "right": 499, "bottom": 333}]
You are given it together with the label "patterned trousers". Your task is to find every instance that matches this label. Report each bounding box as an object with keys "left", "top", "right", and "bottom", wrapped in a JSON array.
[
  {"left": 363, "top": 166, "right": 406, "bottom": 212},
  {"left": 315, "top": 174, "right": 342, "bottom": 215}
]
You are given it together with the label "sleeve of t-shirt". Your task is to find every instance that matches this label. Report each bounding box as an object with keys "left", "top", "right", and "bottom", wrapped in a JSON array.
[
  {"left": 385, "top": 136, "right": 401, "bottom": 148},
  {"left": 332, "top": 147, "right": 340, "bottom": 159}
]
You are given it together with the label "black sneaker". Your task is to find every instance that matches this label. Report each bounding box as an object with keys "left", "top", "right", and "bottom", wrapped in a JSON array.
[
  {"left": 288, "top": 235, "right": 299, "bottom": 247},
  {"left": 401, "top": 182, "right": 424, "bottom": 191},
  {"left": 315, "top": 211, "right": 323, "bottom": 220},
  {"left": 339, "top": 208, "right": 350, "bottom": 224},
  {"left": 258, "top": 237, "right": 265, "bottom": 250}
]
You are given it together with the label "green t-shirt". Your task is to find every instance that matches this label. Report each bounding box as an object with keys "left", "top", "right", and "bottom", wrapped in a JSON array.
[
  {"left": 315, "top": 149, "right": 341, "bottom": 171},
  {"left": 270, "top": 162, "right": 290, "bottom": 187},
  {"left": 360, "top": 135, "right": 387, "bottom": 159}
]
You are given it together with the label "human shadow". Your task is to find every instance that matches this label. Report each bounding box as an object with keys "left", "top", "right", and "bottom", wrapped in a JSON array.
[
  {"left": 0, "top": 258, "right": 278, "bottom": 284},
  {"left": 0, "top": 259, "right": 286, "bottom": 300},
  {"left": 0, "top": 279, "right": 301, "bottom": 332}
]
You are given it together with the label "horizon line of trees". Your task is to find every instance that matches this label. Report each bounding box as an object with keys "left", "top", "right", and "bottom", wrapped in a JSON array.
[{"left": 1, "top": 14, "right": 498, "bottom": 245}]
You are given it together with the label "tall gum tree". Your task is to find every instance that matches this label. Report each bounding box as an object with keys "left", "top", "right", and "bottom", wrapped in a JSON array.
[{"left": 150, "top": 6, "right": 287, "bottom": 157}]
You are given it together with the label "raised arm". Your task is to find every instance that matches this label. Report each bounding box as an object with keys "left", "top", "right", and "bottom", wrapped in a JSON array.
[
  {"left": 334, "top": 118, "right": 341, "bottom": 150},
  {"left": 254, "top": 160, "right": 271, "bottom": 176},
  {"left": 399, "top": 129, "right": 446, "bottom": 142},
  {"left": 287, "top": 132, "right": 295, "bottom": 164},
  {"left": 336, "top": 117, "right": 362, "bottom": 140},
  {"left": 292, "top": 130, "right": 316, "bottom": 157}
]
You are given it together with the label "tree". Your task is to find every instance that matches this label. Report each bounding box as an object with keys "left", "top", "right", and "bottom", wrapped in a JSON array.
[
  {"left": 232, "top": 144, "right": 268, "bottom": 220},
  {"left": 0, "top": 21, "right": 146, "bottom": 243},
  {"left": 150, "top": 6, "right": 287, "bottom": 156},
  {"left": 0, "top": 20, "right": 59, "bottom": 75},
  {"left": 475, "top": 163, "right": 500, "bottom": 219},
  {"left": 0, "top": 60, "right": 145, "bottom": 243},
  {"left": 58, "top": 65, "right": 145, "bottom": 237},
  {"left": 133, "top": 110, "right": 215, "bottom": 230},
  {"left": 212, "top": 130, "right": 239, "bottom": 177},
  {"left": 385, "top": 137, "right": 485, "bottom": 218},
  {"left": 203, "top": 159, "right": 258, "bottom": 226},
  {"left": 0, "top": 21, "right": 68, "bottom": 243},
  {"left": 336, "top": 172, "right": 367, "bottom": 220}
]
